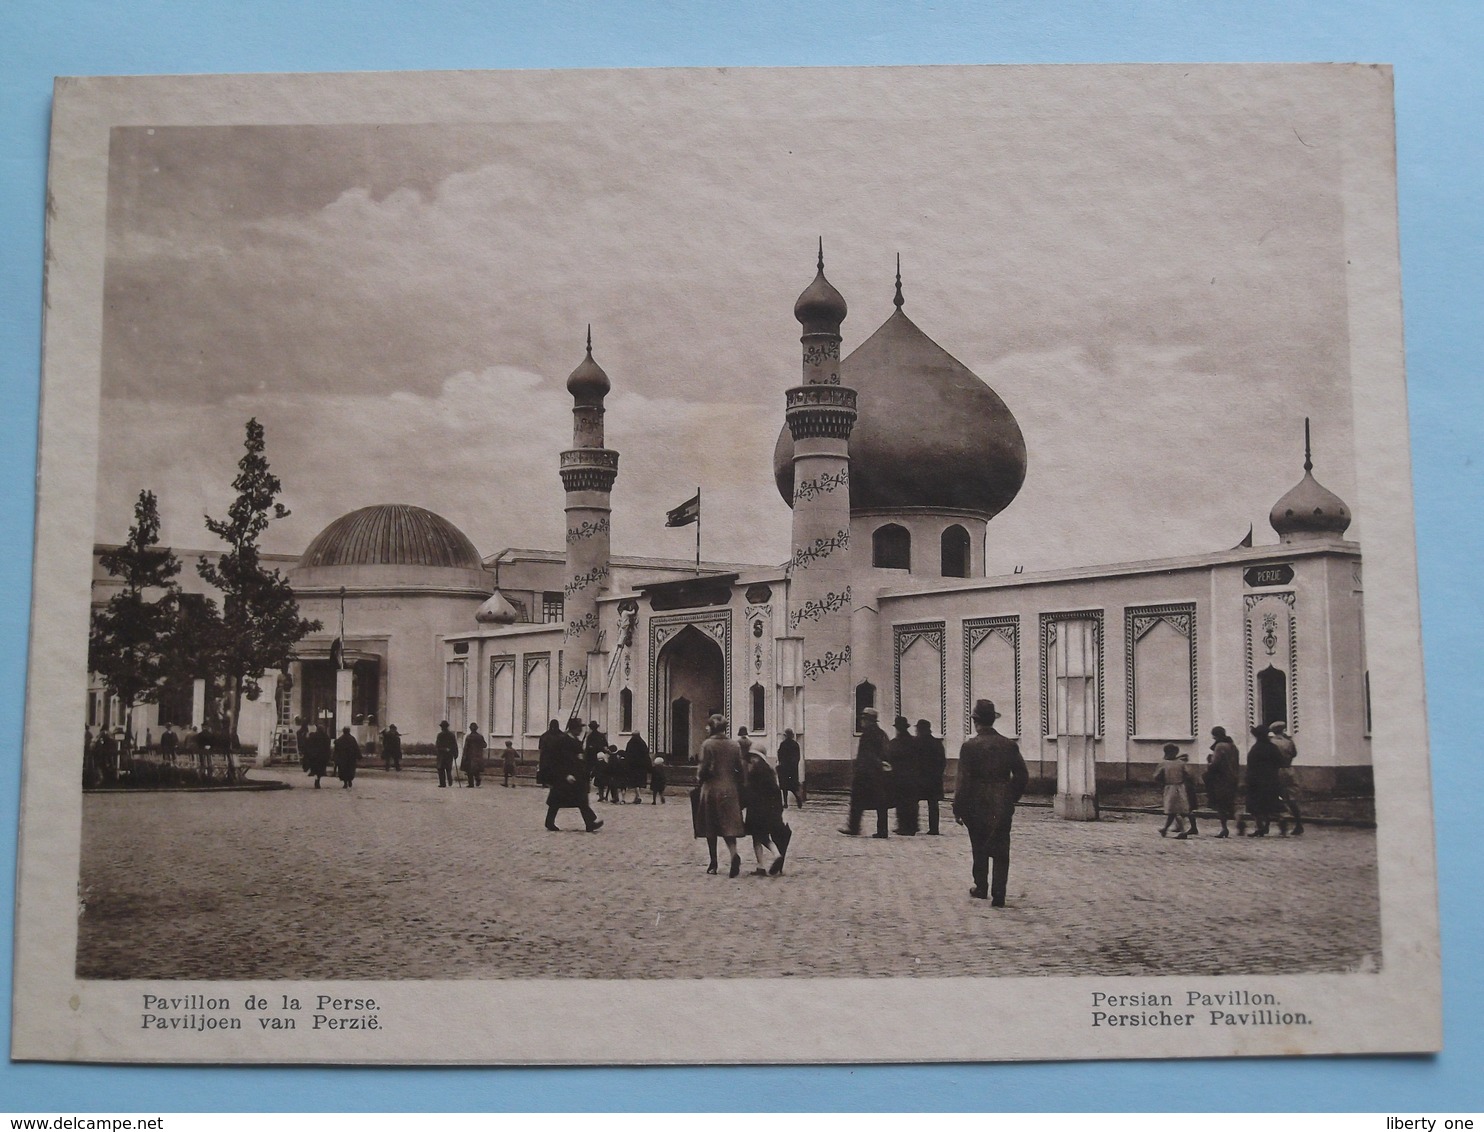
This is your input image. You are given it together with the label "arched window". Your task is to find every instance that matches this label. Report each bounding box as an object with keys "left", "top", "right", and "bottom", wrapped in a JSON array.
[
  {"left": 872, "top": 523, "right": 911, "bottom": 570},
  {"left": 620, "top": 687, "right": 633, "bottom": 733},
  {"left": 855, "top": 680, "right": 876, "bottom": 728},
  {"left": 750, "top": 683, "right": 766, "bottom": 732},
  {"left": 941, "top": 524, "right": 971, "bottom": 577}
]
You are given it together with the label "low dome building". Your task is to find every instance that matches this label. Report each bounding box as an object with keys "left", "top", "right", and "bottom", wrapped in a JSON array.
[{"left": 286, "top": 504, "right": 491, "bottom": 747}]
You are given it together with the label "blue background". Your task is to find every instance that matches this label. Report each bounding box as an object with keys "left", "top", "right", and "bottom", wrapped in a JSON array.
[{"left": 1, "top": 0, "right": 1479, "bottom": 1112}]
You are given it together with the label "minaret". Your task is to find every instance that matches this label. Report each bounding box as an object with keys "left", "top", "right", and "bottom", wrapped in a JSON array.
[
  {"left": 785, "top": 241, "right": 856, "bottom": 761},
  {"left": 559, "top": 327, "right": 618, "bottom": 722}
]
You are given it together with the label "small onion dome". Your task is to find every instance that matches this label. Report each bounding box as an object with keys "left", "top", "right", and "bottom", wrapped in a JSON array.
[
  {"left": 1269, "top": 421, "right": 1351, "bottom": 541},
  {"left": 299, "top": 504, "right": 482, "bottom": 571},
  {"left": 475, "top": 591, "right": 520, "bottom": 625},
  {"left": 566, "top": 326, "right": 610, "bottom": 405},
  {"left": 794, "top": 240, "right": 848, "bottom": 333},
  {"left": 774, "top": 304, "right": 1026, "bottom": 517}
]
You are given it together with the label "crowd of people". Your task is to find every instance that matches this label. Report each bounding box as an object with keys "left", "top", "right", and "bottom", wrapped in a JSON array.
[
  {"left": 82, "top": 721, "right": 241, "bottom": 786},
  {"left": 1155, "top": 722, "right": 1305, "bottom": 839}
]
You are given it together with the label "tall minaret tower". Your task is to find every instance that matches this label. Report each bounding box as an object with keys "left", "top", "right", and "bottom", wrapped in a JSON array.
[
  {"left": 559, "top": 327, "right": 618, "bottom": 722},
  {"left": 784, "top": 242, "right": 856, "bottom": 761}
]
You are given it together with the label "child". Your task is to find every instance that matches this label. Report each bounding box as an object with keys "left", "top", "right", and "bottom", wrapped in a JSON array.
[
  {"left": 1153, "top": 743, "right": 1192, "bottom": 839},
  {"left": 650, "top": 756, "right": 668, "bottom": 804}
]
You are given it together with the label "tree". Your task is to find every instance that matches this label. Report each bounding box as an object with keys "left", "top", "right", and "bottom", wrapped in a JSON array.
[
  {"left": 88, "top": 490, "right": 182, "bottom": 743},
  {"left": 198, "top": 418, "right": 320, "bottom": 751}
]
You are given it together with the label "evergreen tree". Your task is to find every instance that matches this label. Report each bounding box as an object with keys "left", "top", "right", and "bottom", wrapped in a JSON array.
[
  {"left": 198, "top": 419, "right": 320, "bottom": 751},
  {"left": 88, "top": 490, "right": 182, "bottom": 743}
]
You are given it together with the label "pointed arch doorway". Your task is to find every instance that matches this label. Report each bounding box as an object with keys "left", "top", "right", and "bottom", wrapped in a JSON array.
[{"left": 656, "top": 624, "right": 726, "bottom": 762}]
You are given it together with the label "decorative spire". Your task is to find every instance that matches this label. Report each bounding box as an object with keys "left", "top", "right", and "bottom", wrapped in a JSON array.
[
  {"left": 794, "top": 240, "right": 848, "bottom": 331},
  {"left": 566, "top": 324, "right": 610, "bottom": 403},
  {"left": 1269, "top": 416, "right": 1351, "bottom": 542},
  {"left": 893, "top": 253, "right": 904, "bottom": 310}
]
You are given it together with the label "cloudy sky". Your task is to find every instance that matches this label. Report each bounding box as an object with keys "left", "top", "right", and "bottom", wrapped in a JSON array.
[{"left": 96, "top": 69, "right": 1359, "bottom": 573}]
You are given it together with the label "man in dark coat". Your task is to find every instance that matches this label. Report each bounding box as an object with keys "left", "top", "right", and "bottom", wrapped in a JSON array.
[
  {"left": 159, "top": 724, "right": 179, "bottom": 765},
  {"left": 841, "top": 707, "right": 891, "bottom": 838},
  {"left": 434, "top": 720, "right": 458, "bottom": 788},
  {"left": 776, "top": 727, "right": 803, "bottom": 808},
  {"left": 953, "top": 699, "right": 1029, "bottom": 905},
  {"left": 303, "top": 724, "right": 331, "bottom": 788},
  {"left": 889, "top": 715, "right": 921, "bottom": 835},
  {"left": 536, "top": 719, "right": 563, "bottom": 788},
  {"left": 461, "top": 722, "right": 488, "bottom": 787},
  {"left": 915, "top": 719, "right": 947, "bottom": 835},
  {"left": 584, "top": 720, "right": 611, "bottom": 800},
  {"left": 380, "top": 723, "right": 402, "bottom": 771},
  {"left": 333, "top": 726, "right": 360, "bottom": 788},
  {"left": 1244, "top": 724, "right": 1285, "bottom": 836},
  {"left": 545, "top": 718, "right": 603, "bottom": 832},
  {"left": 1267, "top": 721, "right": 1305, "bottom": 836}
]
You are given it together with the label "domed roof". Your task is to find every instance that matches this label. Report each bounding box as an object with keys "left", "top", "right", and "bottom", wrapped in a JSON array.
[
  {"left": 774, "top": 303, "right": 1027, "bottom": 517},
  {"left": 566, "top": 327, "right": 610, "bottom": 404},
  {"left": 794, "top": 241, "right": 848, "bottom": 332},
  {"left": 299, "top": 504, "right": 482, "bottom": 571},
  {"left": 1269, "top": 421, "right": 1351, "bottom": 541},
  {"left": 474, "top": 591, "right": 520, "bottom": 625}
]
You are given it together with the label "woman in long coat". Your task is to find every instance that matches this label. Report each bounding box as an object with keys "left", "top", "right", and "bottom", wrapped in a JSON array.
[
  {"left": 1152, "top": 744, "right": 1192, "bottom": 838},
  {"left": 1205, "top": 726, "right": 1241, "bottom": 837},
  {"left": 695, "top": 715, "right": 745, "bottom": 876},
  {"left": 304, "top": 725, "right": 331, "bottom": 788},
  {"left": 1244, "top": 725, "right": 1285, "bottom": 836},
  {"left": 741, "top": 745, "right": 791, "bottom": 876},
  {"left": 332, "top": 726, "right": 360, "bottom": 789},
  {"left": 623, "top": 732, "right": 651, "bottom": 804}
]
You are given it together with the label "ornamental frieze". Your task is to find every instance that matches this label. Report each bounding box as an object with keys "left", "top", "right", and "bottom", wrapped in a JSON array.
[
  {"left": 565, "top": 610, "right": 599, "bottom": 637},
  {"left": 566, "top": 516, "right": 610, "bottom": 543},
  {"left": 786, "top": 529, "right": 850, "bottom": 575},
  {"left": 793, "top": 467, "right": 849, "bottom": 504},
  {"left": 789, "top": 586, "right": 851, "bottom": 629},
  {"left": 803, "top": 646, "right": 850, "bottom": 682},
  {"left": 564, "top": 564, "right": 610, "bottom": 597}
]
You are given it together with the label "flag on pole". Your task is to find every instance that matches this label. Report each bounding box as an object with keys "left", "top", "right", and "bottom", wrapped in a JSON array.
[{"left": 665, "top": 492, "right": 701, "bottom": 527}]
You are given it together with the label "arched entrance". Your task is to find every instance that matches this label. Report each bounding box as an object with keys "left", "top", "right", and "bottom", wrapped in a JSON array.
[{"left": 655, "top": 625, "right": 726, "bottom": 762}]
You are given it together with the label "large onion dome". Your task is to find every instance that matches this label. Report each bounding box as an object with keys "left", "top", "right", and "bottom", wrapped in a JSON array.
[
  {"left": 298, "top": 504, "right": 483, "bottom": 571},
  {"left": 1269, "top": 420, "right": 1352, "bottom": 542},
  {"left": 774, "top": 283, "right": 1026, "bottom": 518},
  {"left": 794, "top": 239, "right": 848, "bottom": 332},
  {"left": 566, "top": 326, "right": 611, "bottom": 405}
]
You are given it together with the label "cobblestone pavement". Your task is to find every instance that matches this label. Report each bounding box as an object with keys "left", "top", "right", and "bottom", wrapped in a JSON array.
[{"left": 77, "top": 768, "right": 1381, "bottom": 980}]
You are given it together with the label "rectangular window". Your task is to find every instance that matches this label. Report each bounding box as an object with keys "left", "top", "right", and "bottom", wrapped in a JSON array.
[
  {"left": 444, "top": 660, "right": 467, "bottom": 732},
  {"left": 523, "top": 653, "right": 551, "bottom": 735},
  {"left": 1125, "top": 603, "right": 1196, "bottom": 739},
  {"left": 489, "top": 656, "right": 516, "bottom": 736},
  {"left": 964, "top": 616, "right": 1019, "bottom": 738},
  {"left": 893, "top": 622, "right": 946, "bottom": 736},
  {"left": 542, "top": 592, "right": 564, "bottom": 624}
]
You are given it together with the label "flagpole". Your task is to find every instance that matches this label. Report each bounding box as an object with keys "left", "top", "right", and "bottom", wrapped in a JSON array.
[{"left": 694, "top": 486, "right": 701, "bottom": 575}]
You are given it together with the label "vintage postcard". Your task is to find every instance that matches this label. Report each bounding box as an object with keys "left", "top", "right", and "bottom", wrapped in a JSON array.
[{"left": 13, "top": 64, "right": 1438, "bottom": 1063}]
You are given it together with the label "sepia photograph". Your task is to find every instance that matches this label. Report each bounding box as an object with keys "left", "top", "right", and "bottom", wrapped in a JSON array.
[{"left": 13, "top": 62, "right": 1436, "bottom": 1063}]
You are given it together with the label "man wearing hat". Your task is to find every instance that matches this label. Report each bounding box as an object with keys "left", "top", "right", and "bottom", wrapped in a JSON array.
[
  {"left": 953, "top": 699, "right": 1029, "bottom": 905},
  {"left": 1267, "top": 721, "right": 1305, "bottom": 836},
  {"left": 434, "top": 720, "right": 458, "bottom": 788},
  {"left": 840, "top": 707, "right": 892, "bottom": 838},
  {"left": 888, "top": 715, "right": 922, "bottom": 835}
]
